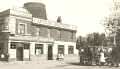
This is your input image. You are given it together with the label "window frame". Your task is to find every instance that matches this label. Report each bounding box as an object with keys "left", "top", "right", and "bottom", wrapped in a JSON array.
[
  {"left": 35, "top": 44, "right": 44, "bottom": 55},
  {"left": 10, "top": 42, "right": 16, "bottom": 49},
  {"left": 68, "top": 46, "right": 74, "bottom": 54},
  {"left": 24, "top": 43, "right": 30, "bottom": 49},
  {"left": 18, "top": 23, "right": 26, "bottom": 35},
  {"left": 58, "top": 45, "right": 64, "bottom": 54}
]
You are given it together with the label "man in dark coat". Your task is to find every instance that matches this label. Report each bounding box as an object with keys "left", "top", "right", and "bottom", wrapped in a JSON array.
[{"left": 111, "top": 46, "right": 120, "bottom": 67}]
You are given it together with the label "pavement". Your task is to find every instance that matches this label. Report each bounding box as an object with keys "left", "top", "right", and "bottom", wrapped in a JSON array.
[{"left": 0, "top": 59, "right": 120, "bottom": 69}]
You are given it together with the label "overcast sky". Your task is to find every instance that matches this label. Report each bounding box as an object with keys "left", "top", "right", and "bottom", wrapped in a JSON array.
[{"left": 0, "top": 0, "right": 114, "bottom": 36}]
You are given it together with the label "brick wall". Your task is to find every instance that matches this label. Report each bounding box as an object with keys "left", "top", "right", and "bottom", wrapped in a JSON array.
[
  {"left": 27, "top": 22, "right": 31, "bottom": 34},
  {"left": 49, "top": 28, "right": 60, "bottom": 40},
  {"left": 60, "top": 30, "right": 76, "bottom": 42},
  {"left": 30, "top": 25, "right": 38, "bottom": 36},
  {"left": 39, "top": 26, "right": 48, "bottom": 37},
  {"left": 49, "top": 28, "right": 76, "bottom": 42},
  {"left": 72, "top": 31, "right": 76, "bottom": 42},
  {"left": 30, "top": 25, "right": 76, "bottom": 42},
  {"left": 14, "top": 19, "right": 76, "bottom": 42}
]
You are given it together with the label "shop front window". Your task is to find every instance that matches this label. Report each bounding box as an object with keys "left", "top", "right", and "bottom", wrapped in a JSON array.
[
  {"left": 24, "top": 43, "right": 30, "bottom": 49},
  {"left": 35, "top": 44, "right": 43, "bottom": 55},
  {"left": 10, "top": 42, "right": 16, "bottom": 49},
  {"left": 68, "top": 46, "right": 74, "bottom": 54},
  {"left": 58, "top": 45, "right": 64, "bottom": 54}
]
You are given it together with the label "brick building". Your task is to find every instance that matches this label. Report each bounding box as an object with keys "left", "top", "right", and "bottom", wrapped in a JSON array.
[{"left": 0, "top": 2, "right": 78, "bottom": 61}]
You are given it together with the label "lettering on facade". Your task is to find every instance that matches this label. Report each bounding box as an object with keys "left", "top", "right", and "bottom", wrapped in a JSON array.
[{"left": 32, "top": 18, "right": 77, "bottom": 30}]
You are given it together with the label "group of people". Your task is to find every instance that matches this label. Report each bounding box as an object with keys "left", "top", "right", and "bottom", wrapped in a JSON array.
[
  {"left": 79, "top": 46, "right": 120, "bottom": 67},
  {"left": 98, "top": 46, "right": 120, "bottom": 67}
]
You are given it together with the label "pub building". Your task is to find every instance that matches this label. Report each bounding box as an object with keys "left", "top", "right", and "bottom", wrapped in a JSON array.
[{"left": 0, "top": 2, "right": 78, "bottom": 61}]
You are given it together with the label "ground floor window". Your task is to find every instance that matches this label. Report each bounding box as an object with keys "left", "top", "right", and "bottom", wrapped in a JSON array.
[
  {"left": 10, "top": 42, "right": 16, "bottom": 49},
  {"left": 10, "top": 42, "right": 30, "bottom": 49},
  {"left": 68, "top": 46, "right": 74, "bottom": 54},
  {"left": 24, "top": 43, "right": 30, "bottom": 49},
  {"left": 58, "top": 45, "right": 64, "bottom": 54},
  {"left": 35, "top": 44, "right": 43, "bottom": 55}
]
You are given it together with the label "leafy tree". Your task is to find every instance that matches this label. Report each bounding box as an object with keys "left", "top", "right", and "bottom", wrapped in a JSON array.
[
  {"left": 104, "top": 14, "right": 120, "bottom": 46},
  {"left": 103, "top": 0, "right": 120, "bottom": 47},
  {"left": 87, "top": 33, "right": 94, "bottom": 46},
  {"left": 86, "top": 32, "right": 107, "bottom": 46},
  {"left": 76, "top": 36, "right": 87, "bottom": 49},
  {"left": 76, "top": 33, "right": 107, "bottom": 49}
]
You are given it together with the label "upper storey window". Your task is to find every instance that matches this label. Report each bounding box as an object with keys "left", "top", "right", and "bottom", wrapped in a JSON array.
[{"left": 18, "top": 23, "right": 25, "bottom": 34}]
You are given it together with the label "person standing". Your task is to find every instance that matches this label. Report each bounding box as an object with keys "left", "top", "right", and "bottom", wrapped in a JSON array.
[
  {"left": 111, "top": 46, "right": 120, "bottom": 67},
  {"left": 99, "top": 49, "right": 106, "bottom": 65}
]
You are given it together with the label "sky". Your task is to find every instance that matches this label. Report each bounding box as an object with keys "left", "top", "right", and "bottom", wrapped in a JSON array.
[{"left": 0, "top": 0, "right": 114, "bottom": 36}]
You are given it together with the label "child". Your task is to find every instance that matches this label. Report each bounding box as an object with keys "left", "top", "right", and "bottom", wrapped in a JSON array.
[{"left": 99, "top": 49, "right": 106, "bottom": 65}]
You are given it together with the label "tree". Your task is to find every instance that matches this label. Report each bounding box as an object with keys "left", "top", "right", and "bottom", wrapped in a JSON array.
[
  {"left": 76, "top": 36, "right": 87, "bottom": 49},
  {"left": 76, "top": 33, "right": 107, "bottom": 49},
  {"left": 103, "top": 0, "right": 120, "bottom": 47},
  {"left": 86, "top": 32, "right": 107, "bottom": 46},
  {"left": 104, "top": 0, "right": 120, "bottom": 64},
  {"left": 103, "top": 12, "right": 120, "bottom": 47},
  {"left": 87, "top": 33, "right": 94, "bottom": 46}
]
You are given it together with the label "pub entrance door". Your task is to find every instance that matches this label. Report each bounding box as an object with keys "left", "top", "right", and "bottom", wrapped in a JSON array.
[
  {"left": 48, "top": 45, "right": 53, "bottom": 60},
  {"left": 16, "top": 47, "right": 23, "bottom": 61}
]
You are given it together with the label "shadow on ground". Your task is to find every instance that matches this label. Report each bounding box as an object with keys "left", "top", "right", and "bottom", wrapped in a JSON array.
[
  {"left": 67, "top": 62, "right": 80, "bottom": 66},
  {"left": 67, "top": 62, "right": 120, "bottom": 68},
  {"left": 67, "top": 62, "right": 101, "bottom": 66}
]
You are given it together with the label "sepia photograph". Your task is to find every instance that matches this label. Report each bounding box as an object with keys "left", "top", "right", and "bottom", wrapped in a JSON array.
[{"left": 0, "top": 0, "right": 120, "bottom": 69}]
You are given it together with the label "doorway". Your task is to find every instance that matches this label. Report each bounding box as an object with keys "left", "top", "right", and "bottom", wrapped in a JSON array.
[
  {"left": 48, "top": 45, "right": 53, "bottom": 60},
  {"left": 16, "top": 47, "right": 23, "bottom": 61}
]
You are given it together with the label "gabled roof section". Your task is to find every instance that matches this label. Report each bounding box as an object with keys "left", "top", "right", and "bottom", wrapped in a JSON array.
[{"left": 0, "top": 9, "right": 10, "bottom": 16}]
